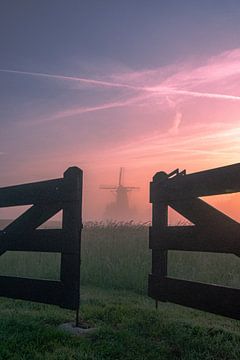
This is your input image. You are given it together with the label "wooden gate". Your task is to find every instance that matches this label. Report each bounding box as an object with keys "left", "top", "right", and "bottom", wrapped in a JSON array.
[
  {"left": 149, "top": 163, "right": 240, "bottom": 319},
  {"left": 0, "top": 167, "right": 82, "bottom": 314}
]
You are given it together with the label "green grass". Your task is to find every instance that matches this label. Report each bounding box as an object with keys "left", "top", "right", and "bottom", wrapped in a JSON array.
[
  {"left": 0, "top": 286, "right": 240, "bottom": 360},
  {"left": 0, "top": 222, "right": 239, "bottom": 359}
]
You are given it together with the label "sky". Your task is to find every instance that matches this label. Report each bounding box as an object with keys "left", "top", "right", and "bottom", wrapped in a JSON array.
[{"left": 0, "top": 0, "right": 240, "bottom": 222}]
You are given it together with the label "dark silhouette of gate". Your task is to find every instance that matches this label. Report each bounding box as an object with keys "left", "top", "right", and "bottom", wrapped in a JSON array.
[
  {"left": 0, "top": 167, "right": 82, "bottom": 315},
  {"left": 149, "top": 163, "right": 240, "bottom": 319}
]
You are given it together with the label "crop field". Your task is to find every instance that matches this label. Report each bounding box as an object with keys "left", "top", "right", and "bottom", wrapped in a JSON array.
[{"left": 0, "top": 222, "right": 239, "bottom": 359}]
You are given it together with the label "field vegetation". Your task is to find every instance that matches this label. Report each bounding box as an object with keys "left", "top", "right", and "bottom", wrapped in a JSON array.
[
  {"left": 0, "top": 221, "right": 239, "bottom": 292},
  {"left": 0, "top": 221, "right": 239, "bottom": 359}
]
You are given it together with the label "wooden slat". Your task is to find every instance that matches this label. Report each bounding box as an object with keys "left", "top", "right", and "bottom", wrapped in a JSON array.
[
  {"left": 152, "top": 163, "right": 240, "bottom": 201},
  {"left": 0, "top": 178, "right": 63, "bottom": 207},
  {"left": 169, "top": 198, "right": 239, "bottom": 231},
  {"left": 0, "top": 229, "right": 63, "bottom": 252},
  {"left": 149, "top": 275, "right": 240, "bottom": 319},
  {"left": 0, "top": 276, "right": 63, "bottom": 306},
  {"left": 3, "top": 204, "right": 62, "bottom": 234},
  {"left": 0, "top": 204, "right": 62, "bottom": 256},
  {"left": 149, "top": 225, "right": 240, "bottom": 254}
]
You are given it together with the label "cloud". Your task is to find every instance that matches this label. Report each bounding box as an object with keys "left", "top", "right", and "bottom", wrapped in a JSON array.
[
  {"left": 24, "top": 93, "right": 153, "bottom": 125},
  {"left": 2, "top": 47, "right": 240, "bottom": 98},
  {"left": 162, "top": 48, "right": 240, "bottom": 88},
  {"left": 107, "top": 123, "right": 240, "bottom": 168},
  {"left": 116, "top": 48, "right": 240, "bottom": 89},
  {"left": 1, "top": 48, "right": 240, "bottom": 127},
  {"left": 168, "top": 112, "right": 182, "bottom": 135}
]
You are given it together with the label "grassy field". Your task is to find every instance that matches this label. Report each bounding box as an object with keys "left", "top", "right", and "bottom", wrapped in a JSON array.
[
  {"left": 0, "top": 222, "right": 239, "bottom": 359},
  {"left": 0, "top": 221, "right": 239, "bottom": 292},
  {"left": 0, "top": 286, "right": 240, "bottom": 360}
]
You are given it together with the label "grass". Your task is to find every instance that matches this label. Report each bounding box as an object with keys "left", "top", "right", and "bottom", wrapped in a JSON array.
[
  {"left": 0, "top": 221, "right": 239, "bottom": 292},
  {"left": 0, "top": 221, "right": 239, "bottom": 359},
  {"left": 0, "top": 286, "right": 240, "bottom": 360}
]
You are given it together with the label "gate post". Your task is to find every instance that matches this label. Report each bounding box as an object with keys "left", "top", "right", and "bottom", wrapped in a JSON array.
[
  {"left": 61, "top": 167, "right": 83, "bottom": 322},
  {"left": 149, "top": 171, "right": 168, "bottom": 306}
]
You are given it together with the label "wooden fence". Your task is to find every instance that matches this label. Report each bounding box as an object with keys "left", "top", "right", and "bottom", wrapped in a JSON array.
[
  {"left": 149, "top": 163, "right": 240, "bottom": 319},
  {"left": 0, "top": 167, "right": 83, "bottom": 316}
]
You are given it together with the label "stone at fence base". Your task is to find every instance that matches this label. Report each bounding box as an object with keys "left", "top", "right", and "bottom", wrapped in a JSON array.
[{"left": 58, "top": 322, "right": 97, "bottom": 336}]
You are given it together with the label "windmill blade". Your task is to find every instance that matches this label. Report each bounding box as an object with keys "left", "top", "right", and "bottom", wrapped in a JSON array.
[
  {"left": 125, "top": 186, "right": 140, "bottom": 190},
  {"left": 99, "top": 185, "right": 118, "bottom": 190}
]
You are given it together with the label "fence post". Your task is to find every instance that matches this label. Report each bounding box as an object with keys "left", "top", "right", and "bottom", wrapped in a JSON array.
[
  {"left": 61, "top": 167, "right": 83, "bottom": 323},
  {"left": 149, "top": 171, "right": 168, "bottom": 307}
]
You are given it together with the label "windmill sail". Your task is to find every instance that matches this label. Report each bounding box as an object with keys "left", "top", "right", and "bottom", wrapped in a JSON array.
[{"left": 100, "top": 168, "right": 139, "bottom": 220}]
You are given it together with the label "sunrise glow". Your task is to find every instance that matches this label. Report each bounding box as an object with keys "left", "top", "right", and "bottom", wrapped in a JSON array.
[{"left": 0, "top": 2, "right": 239, "bottom": 222}]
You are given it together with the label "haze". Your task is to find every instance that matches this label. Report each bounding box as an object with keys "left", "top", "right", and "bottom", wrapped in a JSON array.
[{"left": 0, "top": 1, "right": 239, "bottom": 222}]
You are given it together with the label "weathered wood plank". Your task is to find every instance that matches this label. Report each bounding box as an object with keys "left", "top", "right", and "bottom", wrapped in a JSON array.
[
  {"left": 0, "top": 178, "right": 63, "bottom": 207},
  {"left": 169, "top": 198, "right": 239, "bottom": 231},
  {"left": 149, "top": 275, "right": 240, "bottom": 319},
  {"left": 149, "top": 225, "right": 240, "bottom": 254},
  {"left": 0, "top": 229, "right": 63, "bottom": 252},
  {"left": 0, "top": 204, "right": 62, "bottom": 256},
  {"left": 0, "top": 276, "right": 63, "bottom": 306},
  {"left": 152, "top": 162, "right": 240, "bottom": 201},
  {"left": 3, "top": 204, "right": 62, "bottom": 234}
]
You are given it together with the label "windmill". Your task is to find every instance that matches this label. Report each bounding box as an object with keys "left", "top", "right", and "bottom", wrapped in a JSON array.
[{"left": 100, "top": 168, "right": 139, "bottom": 220}]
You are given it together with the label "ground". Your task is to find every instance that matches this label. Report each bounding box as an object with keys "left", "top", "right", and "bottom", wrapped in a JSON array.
[{"left": 0, "top": 286, "right": 239, "bottom": 360}]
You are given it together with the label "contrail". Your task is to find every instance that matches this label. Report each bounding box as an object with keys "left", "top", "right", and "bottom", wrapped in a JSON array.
[
  {"left": 170, "top": 89, "right": 240, "bottom": 101},
  {"left": 145, "top": 87, "right": 240, "bottom": 101},
  {"left": 1, "top": 68, "right": 240, "bottom": 102},
  {"left": 0, "top": 68, "right": 141, "bottom": 91}
]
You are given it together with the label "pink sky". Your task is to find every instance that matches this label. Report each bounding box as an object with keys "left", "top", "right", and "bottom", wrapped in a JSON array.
[{"left": 0, "top": 49, "right": 240, "bottom": 222}]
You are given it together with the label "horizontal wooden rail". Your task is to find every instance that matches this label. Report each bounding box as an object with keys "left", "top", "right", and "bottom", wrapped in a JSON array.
[
  {"left": 151, "top": 163, "right": 240, "bottom": 201},
  {"left": 0, "top": 276, "right": 63, "bottom": 306},
  {"left": 0, "top": 229, "right": 63, "bottom": 252},
  {"left": 149, "top": 226, "right": 240, "bottom": 254},
  {"left": 149, "top": 275, "right": 240, "bottom": 319},
  {"left": 0, "top": 178, "right": 63, "bottom": 207}
]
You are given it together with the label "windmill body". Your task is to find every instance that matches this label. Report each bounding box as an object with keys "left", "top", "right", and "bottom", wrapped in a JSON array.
[{"left": 100, "top": 168, "right": 139, "bottom": 220}]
